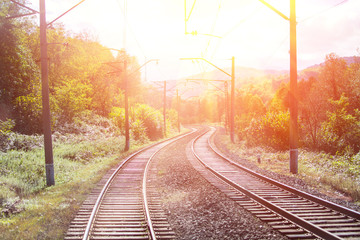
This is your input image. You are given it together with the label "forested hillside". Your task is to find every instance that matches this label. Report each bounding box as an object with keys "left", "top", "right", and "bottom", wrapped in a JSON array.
[
  {"left": 235, "top": 53, "right": 360, "bottom": 156},
  {"left": 0, "top": 1, "right": 180, "bottom": 145}
]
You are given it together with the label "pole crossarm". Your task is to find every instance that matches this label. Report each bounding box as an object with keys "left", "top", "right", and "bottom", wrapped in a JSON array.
[
  {"left": 128, "top": 59, "right": 159, "bottom": 77},
  {"left": 186, "top": 78, "right": 229, "bottom": 82},
  {"left": 180, "top": 58, "right": 231, "bottom": 77},
  {"left": 47, "top": 0, "right": 86, "bottom": 27},
  {"left": 9, "top": 0, "right": 39, "bottom": 13},
  {"left": 7, "top": 0, "right": 39, "bottom": 19},
  {"left": 258, "top": 0, "right": 289, "bottom": 21},
  {"left": 185, "top": 79, "right": 228, "bottom": 92}
]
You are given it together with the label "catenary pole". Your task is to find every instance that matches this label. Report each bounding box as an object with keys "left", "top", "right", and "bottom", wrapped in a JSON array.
[
  {"left": 230, "top": 56, "right": 235, "bottom": 143},
  {"left": 224, "top": 81, "right": 229, "bottom": 133},
  {"left": 179, "top": 57, "right": 234, "bottom": 141},
  {"left": 40, "top": 0, "right": 55, "bottom": 186},
  {"left": 123, "top": 0, "right": 130, "bottom": 151},
  {"left": 289, "top": 0, "right": 298, "bottom": 174},
  {"left": 124, "top": 58, "right": 130, "bottom": 151},
  {"left": 163, "top": 81, "right": 167, "bottom": 137},
  {"left": 258, "top": 0, "right": 298, "bottom": 174},
  {"left": 177, "top": 89, "right": 180, "bottom": 132}
]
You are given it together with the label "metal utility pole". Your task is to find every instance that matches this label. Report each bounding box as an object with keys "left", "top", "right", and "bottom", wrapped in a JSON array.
[
  {"left": 12, "top": 0, "right": 87, "bottom": 186},
  {"left": 258, "top": 0, "right": 298, "bottom": 174},
  {"left": 289, "top": 0, "right": 298, "bottom": 174},
  {"left": 123, "top": 0, "right": 130, "bottom": 151},
  {"left": 124, "top": 59, "right": 130, "bottom": 151},
  {"left": 176, "top": 89, "right": 180, "bottom": 133},
  {"left": 40, "top": 0, "right": 54, "bottom": 186},
  {"left": 163, "top": 81, "right": 167, "bottom": 137},
  {"left": 224, "top": 81, "right": 229, "bottom": 133},
  {"left": 230, "top": 56, "right": 235, "bottom": 143},
  {"left": 180, "top": 57, "right": 235, "bottom": 142}
]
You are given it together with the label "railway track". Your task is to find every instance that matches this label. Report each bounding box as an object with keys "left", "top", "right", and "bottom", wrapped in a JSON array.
[
  {"left": 191, "top": 127, "right": 360, "bottom": 240},
  {"left": 65, "top": 129, "right": 197, "bottom": 240}
]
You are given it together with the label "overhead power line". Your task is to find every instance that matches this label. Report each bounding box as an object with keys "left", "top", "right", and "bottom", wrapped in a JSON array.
[
  {"left": 299, "top": 0, "right": 349, "bottom": 23},
  {"left": 116, "top": 0, "right": 147, "bottom": 58}
]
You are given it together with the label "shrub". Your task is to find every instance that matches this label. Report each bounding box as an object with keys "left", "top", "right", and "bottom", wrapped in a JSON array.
[
  {"left": 318, "top": 95, "right": 360, "bottom": 155},
  {"left": 235, "top": 115, "right": 252, "bottom": 141},
  {"left": 14, "top": 94, "right": 42, "bottom": 134},
  {"left": 132, "top": 104, "right": 163, "bottom": 140},
  {"left": 109, "top": 107, "right": 126, "bottom": 135},
  {"left": 0, "top": 119, "right": 15, "bottom": 135},
  {"left": 244, "top": 111, "right": 289, "bottom": 151},
  {"left": 131, "top": 119, "right": 148, "bottom": 143}
]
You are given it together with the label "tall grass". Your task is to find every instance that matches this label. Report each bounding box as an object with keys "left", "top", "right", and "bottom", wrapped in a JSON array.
[
  {"left": 0, "top": 113, "right": 145, "bottom": 239},
  {"left": 218, "top": 134, "right": 360, "bottom": 204},
  {"left": 0, "top": 112, "right": 183, "bottom": 239},
  {"left": 299, "top": 151, "right": 360, "bottom": 201},
  {"left": 0, "top": 136, "right": 130, "bottom": 239}
]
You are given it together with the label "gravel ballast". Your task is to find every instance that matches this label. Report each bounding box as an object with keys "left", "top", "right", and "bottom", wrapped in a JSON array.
[{"left": 149, "top": 132, "right": 287, "bottom": 239}]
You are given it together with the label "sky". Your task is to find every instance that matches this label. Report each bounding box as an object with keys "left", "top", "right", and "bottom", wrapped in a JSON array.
[{"left": 27, "top": 0, "right": 360, "bottom": 82}]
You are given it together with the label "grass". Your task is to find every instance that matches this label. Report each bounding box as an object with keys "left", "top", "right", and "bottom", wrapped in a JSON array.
[
  {"left": 0, "top": 135, "right": 138, "bottom": 239},
  {"left": 0, "top": 114, "right": 185, "bottom": 239},
  {"left": 218, "top": 133, "right": 360, "bottom": 205}
]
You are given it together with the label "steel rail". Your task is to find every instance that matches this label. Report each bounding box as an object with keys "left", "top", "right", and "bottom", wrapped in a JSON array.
[
  {"left": 142, "top": 128, "right": 198, "bottom": 239},
  {"left": 191, "top": 128, "right": 342, "bottom": 240},
  {"left": 82, "top": 129, "right": 196, "bottom": 240},
  {"left": 208, "top": 127, "right": 360, "bottom": 220}
]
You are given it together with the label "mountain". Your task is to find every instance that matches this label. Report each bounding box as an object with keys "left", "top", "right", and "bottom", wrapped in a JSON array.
[{"left": 148, "top": 56, "right": 359, "bottom": 100}]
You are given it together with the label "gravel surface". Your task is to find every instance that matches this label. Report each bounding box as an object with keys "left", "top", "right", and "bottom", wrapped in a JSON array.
[
  {"left": 149, "top": 131, "right": 287, "bottom": 239},
  {"left": 213, "top": 127, "right": 360, "bottom": 213}
]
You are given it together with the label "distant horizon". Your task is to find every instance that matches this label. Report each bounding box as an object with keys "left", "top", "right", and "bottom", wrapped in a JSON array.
[{"left": 26, "top": 0, "right": 360, "bottom": 81}]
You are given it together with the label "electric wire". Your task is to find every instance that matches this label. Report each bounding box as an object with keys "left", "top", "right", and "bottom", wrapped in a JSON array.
[
  {"left": 115, "top": 0, "right": 147, "bottom": 59},
  {"left": 298, "top": 0, "right": 349, "bottom": 23},
  {"left": 210, "top": 6, "right": 259, "bottom": 59},
  {"left": 262, "top": 33, "right": 289, "bottom": 68},
  {"left": 186, "top": 0, "right": 197, "bottom": 22},
  {"left": 203, "top": 0, "right": 222, "bottom": 59}
]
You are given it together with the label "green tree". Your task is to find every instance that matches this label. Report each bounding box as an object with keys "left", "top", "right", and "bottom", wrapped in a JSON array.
[
  {"left": 320, "top": 95, "right": 360, "bottom": 155},
  {"left": 245, "top": 111, "right": 290, "bottom": 150},
  {"left": 0, "top": 1, "right": 38, "bottom": 128},
  {"left": 55, "top": 77, "right": 92, "bottom": 123},
  {"left": 319, "top": 53, "right": 347, "bottom": 101},
  {"left": 235, "top": 90, "right": 266, "bottom": 117},
  {"left": 268, "top": 83, "right": 289, "bottom": 112},
  {"left": 132, "top": 104, "right": 163, "bottom": 140}
]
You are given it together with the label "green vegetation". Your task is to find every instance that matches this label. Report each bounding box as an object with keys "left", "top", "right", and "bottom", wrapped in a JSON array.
[
  {"left": 0, "top": 113, "right": 183, "bottom": 239},
  {"left": 1, "top": 3, "right": 180, "bottom": 236},
  {"left": 0, "top": 115, "right": 121, "bottom": 238},
  {"left": 234, "top": 53, "right": 360, "bottom": 156},
  {"left": 218, "top": 134, "right": 360, "bottom": 204},
  {"left": 1, "top": 0, "right": 360, "bottom": 237}
]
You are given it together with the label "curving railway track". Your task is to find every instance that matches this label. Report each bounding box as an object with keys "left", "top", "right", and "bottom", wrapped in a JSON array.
[
  {"left": 65, "top": 125, "right": 360, "bottom": 239},
  {"left": 190, "top": 127, "right": 360, "bottom": 240},
  {"left": 65, "top": 129, "right": 197, "bottom": 240}
]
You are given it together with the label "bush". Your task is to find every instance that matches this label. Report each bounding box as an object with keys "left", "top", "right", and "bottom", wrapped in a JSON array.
[
  {"left": 132, "top": 104, "right": 163, "bottom": 140},
  {"left": 235, "top": 115, "right": 252, "bottom": 141},
  {"left": 318, "top": 95, "right": 360, "bottom": 155},
  {"left": 14, "top": 94, "right": 42, "bottom": 134},
  {"left": 110, "top": 104, "right": 164, "bottom": 140},
  {"left": 109, "top": 107, "right": 126, "bottom": 135},
  {"left": 244, "top": 111, "right": 289, "bottom": 151},
  {"left": 131, "top": 119, "right": 148, "bottom": 143},
  {"left": 0, "top": 119, "right": 15, "bottom": 135}
]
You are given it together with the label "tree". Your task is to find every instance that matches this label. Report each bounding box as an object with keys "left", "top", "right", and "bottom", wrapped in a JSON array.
[
  {"left": 319, "top": 53, "right": 347, "bottom": 101},
  {"left": 320, "top": 95, "right": 360, "bottom": 155},
  {"left": 235, "top": 90, "right": 266, "bottom": 117},
  {"left": 0, "top": 0, "right": 38, "bottom": 125},
  {"left": 268, "top": 83, "right": 289, "bottom": 112},
  {"left": 298, "top": 77, "right": 327, "bottom": 147}
]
